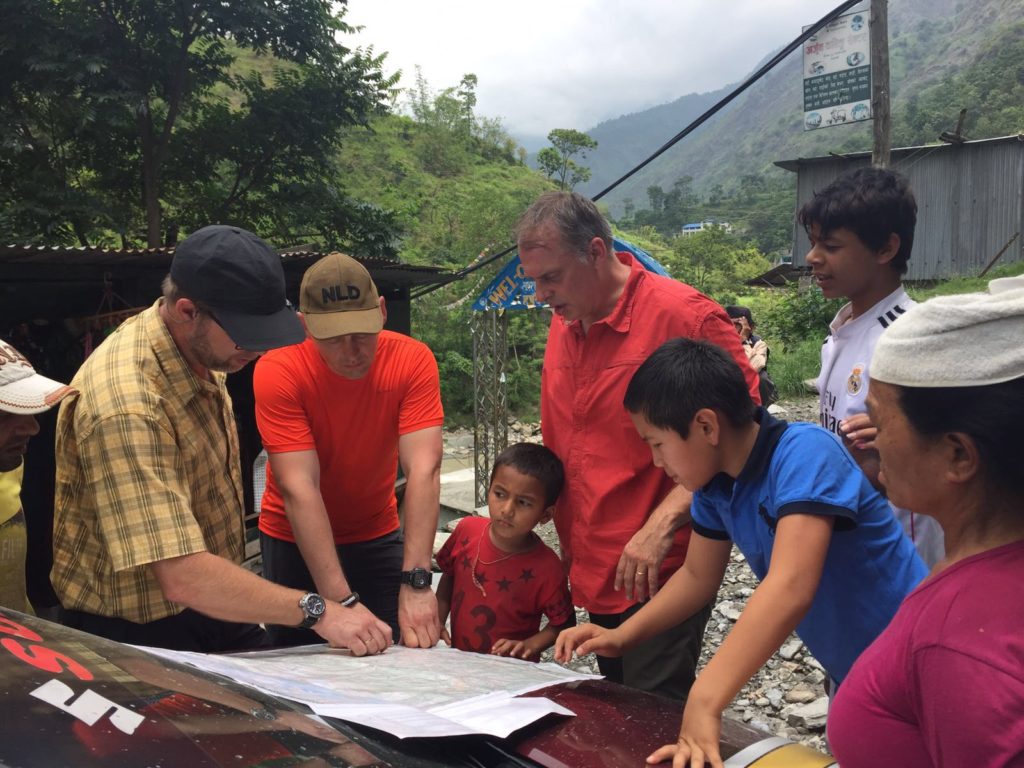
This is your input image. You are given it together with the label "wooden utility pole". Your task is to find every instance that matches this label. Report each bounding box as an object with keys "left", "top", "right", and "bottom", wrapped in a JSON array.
[{"left": 871, "top": 0, "right": 891, "bottom": 167}]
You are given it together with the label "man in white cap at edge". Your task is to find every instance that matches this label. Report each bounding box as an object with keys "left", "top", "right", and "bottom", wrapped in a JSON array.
[{"left": 0, "top": 339, "right": 75, "bottom": 613}]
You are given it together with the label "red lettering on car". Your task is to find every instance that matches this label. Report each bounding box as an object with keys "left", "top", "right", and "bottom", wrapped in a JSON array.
[
  {"left": 0, "top": 616, "right": 43, "bottom": 642},
  {"left": 1, "top": 639, "right": 94, "bottom": 681}
]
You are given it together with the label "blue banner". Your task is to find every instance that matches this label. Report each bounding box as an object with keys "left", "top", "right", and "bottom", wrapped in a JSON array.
[{"left": 472, "top": 238, "right": 669, "bottom": 311}]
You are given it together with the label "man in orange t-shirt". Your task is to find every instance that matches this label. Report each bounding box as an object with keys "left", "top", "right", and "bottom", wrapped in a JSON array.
[{"left": 254, "top": 253, "right": 444, "bottom": 651}]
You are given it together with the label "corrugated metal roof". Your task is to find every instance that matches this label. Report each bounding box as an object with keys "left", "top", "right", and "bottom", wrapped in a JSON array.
[
  {"left": 774, "top": 134, "right": 1024, "bottom": 171},
  {"left": 0, "top": 244, "right": 454, "bottom": 323},
  {"left": 0, "top": 243, "right": 404, "bottom": 267},
  {"left": 745, "top": 263, "right": 811, "bottom": 287},
  {"left": 0, "top": 244, "right": 449, "bottom": 283}
]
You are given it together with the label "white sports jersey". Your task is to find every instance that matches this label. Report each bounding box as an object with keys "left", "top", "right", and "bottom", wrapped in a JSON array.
[{"left": 818, "top": 287, "right": 945, "bottom": 568}]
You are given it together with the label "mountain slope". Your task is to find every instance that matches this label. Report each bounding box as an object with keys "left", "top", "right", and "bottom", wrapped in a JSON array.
[{"left": 578, "top": 0, "right": 1023, "bottom": 216}]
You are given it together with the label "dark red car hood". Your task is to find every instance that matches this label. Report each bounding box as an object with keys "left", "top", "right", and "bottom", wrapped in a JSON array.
[{"left": 0, "top": 607, "right": 800, "bottom": 768}]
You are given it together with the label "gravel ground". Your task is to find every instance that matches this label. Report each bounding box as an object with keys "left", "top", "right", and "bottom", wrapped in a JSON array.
[{"left": 449, "top": 395, "right": 831, "bottom": 753}]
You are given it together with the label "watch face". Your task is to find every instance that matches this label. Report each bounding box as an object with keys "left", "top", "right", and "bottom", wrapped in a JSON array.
[
  {"left": 312, "top": 595, "right": 327, "bottom": 616},
  {"left": 404, "top": 568, "right": 432, "bottom": 589},
  {"left": 302, "top": 593, "right": 326, "bottom": 618}
]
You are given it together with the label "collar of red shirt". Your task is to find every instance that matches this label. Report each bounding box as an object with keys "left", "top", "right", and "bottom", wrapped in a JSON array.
[{"left": 565, "top": 252, "right": 646, "bottom": 337}]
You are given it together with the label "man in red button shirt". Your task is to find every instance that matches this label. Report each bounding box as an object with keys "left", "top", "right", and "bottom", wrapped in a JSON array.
[{"left": 516, "top": 191, "right": 760, "bottom": 699}]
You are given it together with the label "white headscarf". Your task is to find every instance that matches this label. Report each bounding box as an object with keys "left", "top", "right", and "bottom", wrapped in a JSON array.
[{"left": 872, "top": 275, "right": 1024, "bottom": 387}]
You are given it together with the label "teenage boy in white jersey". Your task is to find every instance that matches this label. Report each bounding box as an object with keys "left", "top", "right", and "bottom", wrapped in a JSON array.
[{"left": 800, "top": 166, "right": 944, "bottom": 568}]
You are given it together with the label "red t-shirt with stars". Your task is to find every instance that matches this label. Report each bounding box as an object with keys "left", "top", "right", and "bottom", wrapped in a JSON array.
[{"left": 436, "top": 516, "right": 573, "bottom": 654}]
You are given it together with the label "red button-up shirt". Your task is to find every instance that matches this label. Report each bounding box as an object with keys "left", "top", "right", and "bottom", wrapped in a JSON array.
[{"left": 541, "top": 254, "right": 760, "bottom": 613}]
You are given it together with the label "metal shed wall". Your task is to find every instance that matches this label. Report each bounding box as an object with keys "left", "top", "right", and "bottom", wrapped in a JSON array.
[{"left": 782, "top": 135, "right": 1024, "bottom": 281}]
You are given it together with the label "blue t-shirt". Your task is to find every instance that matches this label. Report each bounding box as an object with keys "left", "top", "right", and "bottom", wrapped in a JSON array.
[{"left": 691, "top": 411, "right": 927, "bottom": 684}]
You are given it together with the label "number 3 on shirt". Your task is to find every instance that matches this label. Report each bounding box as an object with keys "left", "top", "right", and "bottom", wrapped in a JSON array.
[{"left": 468, "top": 604, "right": 496, "bottom": 653}]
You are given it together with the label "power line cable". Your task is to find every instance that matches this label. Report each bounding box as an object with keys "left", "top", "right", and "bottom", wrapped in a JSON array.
[{"left": 412, "top": 0, "right": 864, "bottom": 300}]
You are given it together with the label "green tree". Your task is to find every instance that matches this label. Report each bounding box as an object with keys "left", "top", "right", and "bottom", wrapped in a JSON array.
[
  {"left": 626, "top": 171, "right": 795, "bottom": 254},
  {"left": 630, "top": 177, "right": 699, "bottom": 235},
  {"left": 457, "top": 73, "right": 478, "bottom": 131},
  {"left": 0, "top": 0, "right": 396, "bottom": 247},
  {"left": 761, "top": 285, "right": 843, "bottom": 347},
  {"left": 535, "top": 128, "right": 597, "bottom": 190},
  {"left": 328, "top": 80, "right": 545, "bottom": 418},
  {"left": 406, "top": 70, "right": 513, "bottom": 176},
  {"left": 664, "top": 226, "right": 770, "bottom": 303},
  {"left": 0, "top": 0, "right": 119, "bottom": 244}
]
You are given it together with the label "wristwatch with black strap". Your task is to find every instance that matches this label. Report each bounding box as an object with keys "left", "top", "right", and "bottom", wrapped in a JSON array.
[
  {"left": 297, "top": 592, "right": 327, "bottom": 629},
  {"left": 399, "top": 567, "right": 432, "bottom": 589}
]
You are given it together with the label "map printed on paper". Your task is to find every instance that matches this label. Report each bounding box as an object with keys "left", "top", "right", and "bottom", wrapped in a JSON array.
[{"left": 138, "top": 644, "right": 600, "bottom": 739}]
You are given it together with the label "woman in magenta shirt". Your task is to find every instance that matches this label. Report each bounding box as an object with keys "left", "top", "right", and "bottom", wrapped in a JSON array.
[{"left": 828, "top": 276, "right": 1024, "bottom": 767}]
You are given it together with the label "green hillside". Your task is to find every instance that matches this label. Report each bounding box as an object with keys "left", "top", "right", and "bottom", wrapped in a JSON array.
[
  {"left": 332, "top": 94, "right": 554, "bottom": 420},
  {"left": 335, "top": 114, "right": 549, "bottom": 269}
]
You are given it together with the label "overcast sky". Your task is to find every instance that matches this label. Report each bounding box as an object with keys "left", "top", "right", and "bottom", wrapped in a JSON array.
[{"left": 345, "top": 0, "right": 848, "bottom": 143}]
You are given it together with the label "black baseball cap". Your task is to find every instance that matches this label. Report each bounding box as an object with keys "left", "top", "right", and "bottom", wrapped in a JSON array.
[{"left": 170, "top": 225, "right": 305, "bottom": 350}]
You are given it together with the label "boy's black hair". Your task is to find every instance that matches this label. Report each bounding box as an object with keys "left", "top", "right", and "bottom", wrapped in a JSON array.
[
  {"left": 490, "top": 442, "right": 565, "bottom": 508},
  {"left": 897, "top": 376, "right": 1024, "bottom": 503},
  {"left": 725, "top": 305, "right": 755, "bottom": 327},
  {"left": 624, "top": 338, "right": 758, "bottom": 438},
  {"left": 797, "top": 166, "right": 917, "bottom": 275}
]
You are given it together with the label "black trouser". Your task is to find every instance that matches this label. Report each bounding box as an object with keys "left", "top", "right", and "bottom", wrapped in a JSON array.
[
  {"left": 259, "top": 529, "right": 403, "bottom": 647},
  {"left": 59, "top": 607, "right": 269, "bottom": 653},
  {"left": 589, "top": 600, "right": 713, "bottom": 701}
]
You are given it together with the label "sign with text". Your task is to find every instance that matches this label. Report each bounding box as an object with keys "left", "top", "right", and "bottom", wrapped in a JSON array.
[{"left": 802, "top": 8, "right": 872, "bottom": 131}]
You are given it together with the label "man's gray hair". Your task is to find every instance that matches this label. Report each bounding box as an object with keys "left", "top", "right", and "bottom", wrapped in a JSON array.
[
  {"left": 161, "top": 274, "right": 181, "bottom": 301},
  {"left": 515, "top": 191, "right": 613, "bottom": 260},
  {"left": 162, "top": 274, "right": 211, "bottom": 314}
]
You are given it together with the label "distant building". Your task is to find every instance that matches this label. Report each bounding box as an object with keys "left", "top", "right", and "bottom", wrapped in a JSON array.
[
  {"left": 680, "top": 220, "right": 734, "bottom": 236},
  {"left": 776, "top": 135, "right": 1024, "bottom": 280}
]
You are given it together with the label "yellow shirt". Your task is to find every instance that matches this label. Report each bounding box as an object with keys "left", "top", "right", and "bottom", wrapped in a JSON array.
[
  {"left": 52, "top": 301, "right": 245, "bottom": 623},
  {"left": 0, "top": 465, "right": 33, "bottom": 614}
]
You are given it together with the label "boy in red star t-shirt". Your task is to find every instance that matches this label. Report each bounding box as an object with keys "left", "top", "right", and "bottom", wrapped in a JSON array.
[{"left": 436, "top": 443, "right": 574, "bottom": 660}]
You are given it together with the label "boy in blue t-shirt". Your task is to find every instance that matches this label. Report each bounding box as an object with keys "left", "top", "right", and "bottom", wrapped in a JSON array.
[{"left": 554, "top": 337, "right": 926, "bottom": 768}]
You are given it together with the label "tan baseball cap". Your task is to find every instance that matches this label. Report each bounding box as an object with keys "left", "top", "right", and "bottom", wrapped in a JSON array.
[{"left": 299, "top": 252, "right": 383, "bottom": 340}]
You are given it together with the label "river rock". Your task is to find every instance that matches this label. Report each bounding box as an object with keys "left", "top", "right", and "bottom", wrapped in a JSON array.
[
  {"left": 785, "top": 697, "right": 829, "bottom": 730},
  {"left": 780, "top": 639, "right": 803, "bottom": 660},
  {"left": 784, "top": 684, "right": 818, "bottom": 704}
]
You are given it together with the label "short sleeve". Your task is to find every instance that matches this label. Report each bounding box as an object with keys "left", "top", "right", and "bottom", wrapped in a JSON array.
[
  {"left": 253, "top": 355, "right": 316, "bottom": 454},
  {"left": 398, "top": 344, "right": 444, "bottom": 436},
  {"left": 690, "top": 491, "right": 730, "bottom": 540},
  {"left": 81, "top": 413, "right": 207, "bottom": 571},
  {"left": 436, "top": 523, "right": 462, "bottom": 575},
  {"left": 536, "top": 557, "right": 573, "bottom": 627},
  {"left": 770, "top": 427, "right": 859, "bottom": 526}
]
